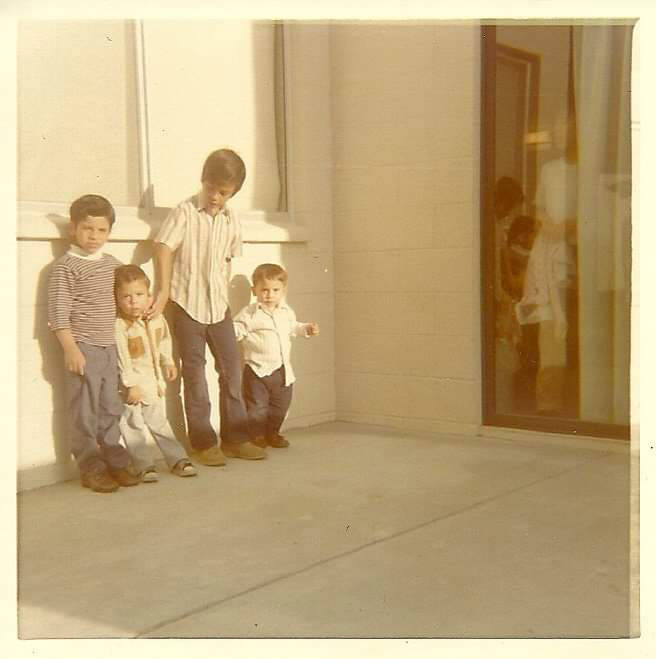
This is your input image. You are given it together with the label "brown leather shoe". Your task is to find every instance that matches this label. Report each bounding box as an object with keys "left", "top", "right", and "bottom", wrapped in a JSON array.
[
  {"left": 108, "top": 467, "right": 141, "bottom": 487},
  {"left": 266, "top": 433, "right": 290, "bottom": 448},
  {"left": 193, "top": 446, "right": 227, "bottom": 466},
  {"left": 221, "top": 441, "right": 267, "bottom": 460},
  {"left": 80, "top": 470, "right": 119, "bottom": 493},
  {"left": 253, "top": 436, "right": 268, "bottom": 448}
]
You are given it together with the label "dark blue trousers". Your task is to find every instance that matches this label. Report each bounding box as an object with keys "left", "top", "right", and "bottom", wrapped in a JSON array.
[
  {"left": 170, "top": 302, "right": 251, "bottom": 450},
  {"left": 242, "top": 365, "right": 293, "bottom": 439},
  {"left": 65, "top": 343, "right": 130, "bottom": 473}
]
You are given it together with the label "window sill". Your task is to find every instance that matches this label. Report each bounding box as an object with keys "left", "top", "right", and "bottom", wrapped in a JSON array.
[{"left": 16, "top": 202, "right": 308, "bottom": 243}]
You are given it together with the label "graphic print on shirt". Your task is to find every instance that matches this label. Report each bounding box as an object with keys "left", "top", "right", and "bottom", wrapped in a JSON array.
[{"left": 127, "top": 336, "right": 146, "bottom": 359}]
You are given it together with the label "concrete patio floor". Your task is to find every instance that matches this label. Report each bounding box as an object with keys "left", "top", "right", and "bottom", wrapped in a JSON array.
[{"left": 17, "top": 422, "right": 632, "bottom": 639}]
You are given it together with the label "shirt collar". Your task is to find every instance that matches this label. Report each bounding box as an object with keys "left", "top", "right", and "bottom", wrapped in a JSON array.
[
  {"left": 255, "top": 301, "right": 289, "bottom": 313},
  {"left": 118, "top": 315, "right": 147, "bottom": 329},
  {"left": 67, "top": 244, "right": 104, "bottom": 260},
  {"left": 194, "top": 192, "right": 230, "bottom": 219}
]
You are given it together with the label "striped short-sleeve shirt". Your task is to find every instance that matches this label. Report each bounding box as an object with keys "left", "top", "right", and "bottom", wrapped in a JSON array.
[
  {"left": 47, "top": 249, "right": 122, "bottom": 347},
  {"left": 155, "top": 194, "right": 243, "bottom": 324}
]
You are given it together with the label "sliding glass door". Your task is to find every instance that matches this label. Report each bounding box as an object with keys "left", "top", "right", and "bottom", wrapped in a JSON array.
[{"left": 481, "top": 24, "right": 633, "bottom": 439}]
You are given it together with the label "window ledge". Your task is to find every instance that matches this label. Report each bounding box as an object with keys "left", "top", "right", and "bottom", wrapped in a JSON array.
[{"left": 16, "top": 202, "right": 308, "bottom": 243}]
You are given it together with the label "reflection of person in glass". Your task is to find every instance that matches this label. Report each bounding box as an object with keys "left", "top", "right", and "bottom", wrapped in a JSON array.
[
  {"left": 501, "top": 215, "right": 539, "bottom": 410},
  {"left": 516, "top": 110, "right": 577, "bottom": 415},
  {"left": 494, "top": 176, "right": 524, "bottom": 344}
]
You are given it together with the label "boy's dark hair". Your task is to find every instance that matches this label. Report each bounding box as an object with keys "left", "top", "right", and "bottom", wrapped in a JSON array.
[
  {"left": 114, "top": 264, "right": 151, "bottom": 294},
  {"left": 201, "top": 149, "right": 246, "bottom": 194},
  {"left": 494, "top": 177, "right": 524, "bottom": 220},
  {"left": 69, "top": 194, "right": 116, "bottom": 227},
  {"left": 252, "top": 263, "right": 288, "bottom": 286}
]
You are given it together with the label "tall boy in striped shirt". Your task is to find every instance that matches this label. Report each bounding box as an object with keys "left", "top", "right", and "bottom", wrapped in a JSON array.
[
  {"left": 145, "top": 149, "right": 265, "bottom": 465},
  {"left": 48, "top": 194, "right": 140, "bottom": 493}
]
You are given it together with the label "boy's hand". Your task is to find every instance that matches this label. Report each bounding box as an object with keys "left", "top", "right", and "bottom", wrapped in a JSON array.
[
  {"left": 307, "top": 323, "right": 320, "bottom": 337},
  {"left": 64, "top": 345, "right": 86, "bottom": 375},
  {"left": 145, "top": 290, "right": 168, "bottom": 320},
  {"left": 126, "top": 386, "right": 145, "bottom": 405},
  {"left": 163, "top": 364, "right": 178, "bottom": 381}
]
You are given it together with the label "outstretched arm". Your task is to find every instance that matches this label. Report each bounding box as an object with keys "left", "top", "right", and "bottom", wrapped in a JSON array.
[
  {"left": 158, "top": 317, "right": 178, "bottom": 381},
  {"left": 292, "top": 321, "right": 320, "bottom": 338},
  {"left": 305, "top": 323, "right": 320, "bottom": 337},
  {"left": 145, "top": 242, "right": 173, "bottom": 319},
  {"left": 232, "top": 308, "right": 251, "bottom": 342}
]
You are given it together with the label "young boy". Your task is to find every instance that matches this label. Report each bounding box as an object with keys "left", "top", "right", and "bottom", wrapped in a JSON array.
[
  {"left": 115, "top": 265, "right": 197, "bottom": 482},
  {"left": 47, "top": 194, "right": 140, "bottom": 493},
  {"left": 233, "top": 264, "right": 320, "bottom": 448},
  {"left": 145, "top": 148, "right": 264, "bottom": 465}
]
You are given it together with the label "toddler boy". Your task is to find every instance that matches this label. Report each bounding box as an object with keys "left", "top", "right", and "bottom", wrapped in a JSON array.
[
  {"left": 146, "top": 149, "right": 265, "bottom": 465},
  {"left": 115, "top": 265, "right": 197, "bottom": 482},
  {"left": 47, "top": 194, "right": 140, "bottom": 493},
  {"left": 233, "top": 264, "right": 319, "bottom": 448}
]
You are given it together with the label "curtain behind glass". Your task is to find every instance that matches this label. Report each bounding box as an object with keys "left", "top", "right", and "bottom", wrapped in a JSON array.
[{"left": 574, "top": 24, "right": 633, "bottom": 424}]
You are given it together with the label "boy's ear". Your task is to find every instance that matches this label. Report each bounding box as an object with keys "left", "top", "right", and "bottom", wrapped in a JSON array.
[
  {"left": 251, "top": 286, "right": 257, "bottom": 296},
  {"left": 67, "top": 222, "right": 76, "bottom": 240}
]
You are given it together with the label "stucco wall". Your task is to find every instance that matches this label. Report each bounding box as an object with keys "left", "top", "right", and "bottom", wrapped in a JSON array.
[{"left": 17, "top": 21, "right": 141, "bottom": 206}]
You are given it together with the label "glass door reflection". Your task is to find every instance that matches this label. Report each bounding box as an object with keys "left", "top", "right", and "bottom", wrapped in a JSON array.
[{"left": 482, "top": 24, "right": 633, "bottom": 438}]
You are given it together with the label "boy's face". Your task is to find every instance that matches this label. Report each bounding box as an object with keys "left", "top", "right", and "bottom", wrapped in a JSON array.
[
  {"left": 201, "top": 179, "right": 237, "bottom": 216},
  {"left": 116, "top": 279, "right": 152, "bottom": 320},
  {"left": 70, "top": 215, "right": 112, "bottom": 254},
  {"left": 517, "top": 229, "right": 535, "bottom": 251},
  {"left": 253, "top": 277, "right": 286, "bottom": 311}
]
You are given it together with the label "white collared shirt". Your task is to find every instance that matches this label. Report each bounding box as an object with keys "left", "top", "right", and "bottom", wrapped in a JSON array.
[
  {"left": 233, "top": 302, "right": 310, "bottom": 386},
  {"left": 155, "top": 193, "right": 243, "bottom": 324}
]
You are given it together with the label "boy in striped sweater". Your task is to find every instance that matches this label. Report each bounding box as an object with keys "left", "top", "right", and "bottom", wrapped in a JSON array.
[{"left": 47, "top": 195, "right": 140, "bottom": 493}]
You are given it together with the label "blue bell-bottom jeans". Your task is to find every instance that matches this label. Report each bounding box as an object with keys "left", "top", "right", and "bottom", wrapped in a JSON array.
[{"left": 169, "top": 302, "right": 251, "bottom": 451}]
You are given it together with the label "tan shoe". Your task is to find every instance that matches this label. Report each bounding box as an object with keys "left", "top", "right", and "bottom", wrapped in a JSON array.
[
  {"left": 253, "top": 436, "right": 268, "bottom": 448},
  {"left": 80, "top": 470, "right": 119, "bottom": 493},
  {"left": 108, "top": 467, "right": 141, "bottom": 487},
  {"left": 221, "top": 441, "right": 267, "bottom": 460},
  {"left": 193, "top": 446, "right": 226, "bottom": 466},
  {"left": 267, "top": 433, "right": 290, "bottom": 448}
]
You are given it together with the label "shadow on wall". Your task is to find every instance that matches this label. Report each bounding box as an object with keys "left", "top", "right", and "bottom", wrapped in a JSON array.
[
  {"left": 229, "top": 273, "right": 253, "bottom": 314},
  {"left": 33, "top": 225, "right": 74, "bottom": 479}
]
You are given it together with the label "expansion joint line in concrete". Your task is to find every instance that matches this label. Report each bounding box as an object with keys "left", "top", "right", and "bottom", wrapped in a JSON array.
[{"left": 136, "top": 450, "right": 616, "bottom": 638}]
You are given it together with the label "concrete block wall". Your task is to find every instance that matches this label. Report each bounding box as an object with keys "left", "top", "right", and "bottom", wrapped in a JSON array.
[{"left": 331, "top": 23, "right": 482, "bottom": 435}]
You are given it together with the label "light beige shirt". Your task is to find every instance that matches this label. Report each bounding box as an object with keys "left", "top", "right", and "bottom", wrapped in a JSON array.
[
  {"left": 115, "top": 315, "right": 175, "bottom": 405},
  {"left": 233, "top": 302, "right": 310, "bottom": 386},
  {"left": 155, "top": 193, "right": 243, "bottom": 324}
]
